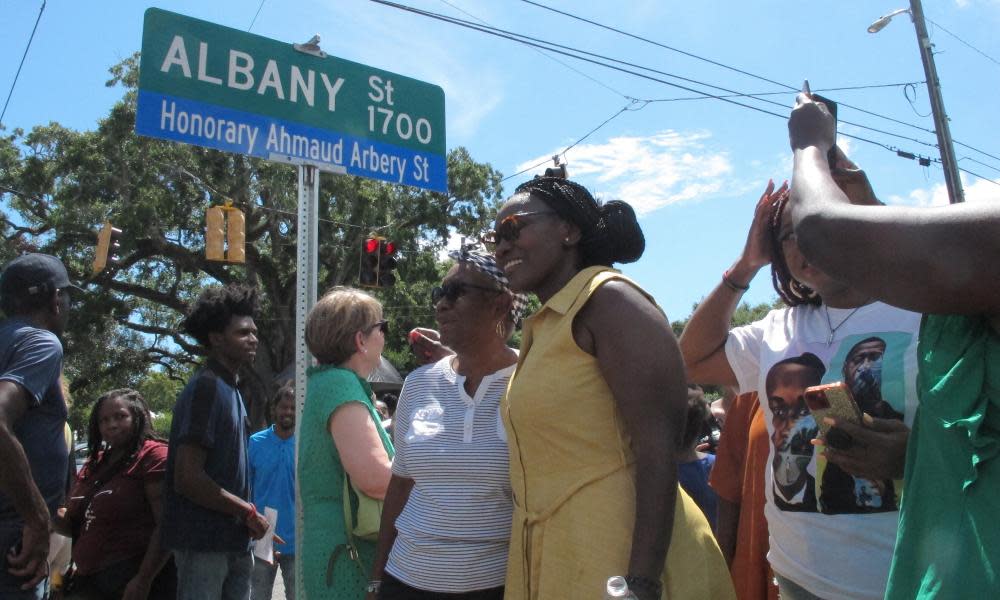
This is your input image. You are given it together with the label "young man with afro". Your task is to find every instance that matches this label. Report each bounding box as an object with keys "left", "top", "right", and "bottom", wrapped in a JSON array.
[{"left": 161, "top": 284, "right": 273, "bottom": 600}]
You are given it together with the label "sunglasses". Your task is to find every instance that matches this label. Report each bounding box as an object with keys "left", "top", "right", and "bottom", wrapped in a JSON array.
[
  {"left": 481, "top": 211, "right": 556, "bottom": 248},
  {"left": 431, "top": 281, "right": 501, "bottom": 306},
  {"left": 367, "top": 320, "right": 389, "bottom": 335}
]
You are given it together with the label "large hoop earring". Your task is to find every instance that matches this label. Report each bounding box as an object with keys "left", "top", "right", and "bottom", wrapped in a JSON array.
[{"left": 495, "top": 320, "right": 506, "bottom": 339}]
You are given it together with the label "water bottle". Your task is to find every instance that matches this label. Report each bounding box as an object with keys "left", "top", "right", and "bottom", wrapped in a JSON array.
[{"left": 604, "top": 576, "right": 638, "bottom": 599}]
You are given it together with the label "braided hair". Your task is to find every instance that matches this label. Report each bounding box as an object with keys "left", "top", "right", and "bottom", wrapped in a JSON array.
[
  {"left": 514, "top": 177, "right": 645, "bottom": 267},
  {"left": 769, "top": 190, "right": 821, "bottom": 307},
  {"left": 85, "top": 388, "right": 162, "bottom": 473}
]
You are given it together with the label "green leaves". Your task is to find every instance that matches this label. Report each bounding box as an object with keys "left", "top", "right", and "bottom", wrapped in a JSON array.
[{"left": 1, "top": 55, "right": 505, "bottom": 425}]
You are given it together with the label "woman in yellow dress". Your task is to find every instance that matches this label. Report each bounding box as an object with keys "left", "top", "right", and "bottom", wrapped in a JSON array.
[{"left": 484, "top": 177, "right": 734, "bottom": 600}]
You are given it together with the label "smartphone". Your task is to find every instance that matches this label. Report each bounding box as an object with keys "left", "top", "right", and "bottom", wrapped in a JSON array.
[
  {"left": 804, "top": 382, "right": 861, "bottom": 438},
  {"left": 802, "top": 80, "right": 839, "bottom": 169}
]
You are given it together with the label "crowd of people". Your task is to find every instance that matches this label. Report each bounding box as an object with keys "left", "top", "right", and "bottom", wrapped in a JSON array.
[{"left": 0, "top": 93, "right": 996, "bottom": 600}]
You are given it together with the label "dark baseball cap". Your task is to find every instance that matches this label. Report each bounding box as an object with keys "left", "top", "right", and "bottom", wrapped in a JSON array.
[{"left": 0, "top": 253, "right": 84, "bottom": 297}]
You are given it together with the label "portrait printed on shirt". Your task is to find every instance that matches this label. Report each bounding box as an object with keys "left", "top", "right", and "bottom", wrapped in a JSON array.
[
  {"left": 766, "top": 353, "right": 823, "bottom": 512},
  {"left": 767, "top": 332, "right": 908, "bottom": 514},
  {"left": 814, "top": 334, "right": 907, "bottom": 514}
]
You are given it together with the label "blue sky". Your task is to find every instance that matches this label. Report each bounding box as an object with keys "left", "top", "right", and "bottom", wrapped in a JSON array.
[{"left": 3, "top": 0, "right": 999, "bottom": 322}]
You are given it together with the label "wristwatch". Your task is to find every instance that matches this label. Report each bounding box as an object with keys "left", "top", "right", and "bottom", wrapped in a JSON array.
[{"left": 366, "top": 580, "right": 381, "bottom": 594}]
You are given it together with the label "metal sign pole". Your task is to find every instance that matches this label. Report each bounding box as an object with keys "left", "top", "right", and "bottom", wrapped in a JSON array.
[{"left": 293, "top": 163, "right": 319, "bottom": 596}]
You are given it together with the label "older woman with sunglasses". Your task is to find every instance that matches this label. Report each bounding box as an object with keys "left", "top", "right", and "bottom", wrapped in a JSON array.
[
  {"left": 488, "top": 177, "right": 733, "bottom": 600},
  {"left": 298, "top": 287, "right": 394, "bottom": 600},
  {"left": 367, "top": 250, "right": 528, "bottom": 600}
]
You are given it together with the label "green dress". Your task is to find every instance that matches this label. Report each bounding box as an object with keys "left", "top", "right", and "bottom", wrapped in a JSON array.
[
  {"left": 885, "top": 315, "right": 1000, "bottom": 598},
  {"left": 297, "top": 365, "right": 394, "bottom": 600}
]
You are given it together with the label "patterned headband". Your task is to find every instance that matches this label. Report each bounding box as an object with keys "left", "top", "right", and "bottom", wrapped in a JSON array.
[{"left": 448, "top": 248, "right": 530, "bottom": 326}]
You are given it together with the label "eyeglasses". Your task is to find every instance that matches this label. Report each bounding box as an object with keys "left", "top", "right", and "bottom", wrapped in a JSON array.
[
  {"left": 431, "top": 281, "right": 501, "bottom": 306},
  {"left": 367, "top": 320, "right": 389, "bottom": 335},
  {"left": 481, "top": 211, "right": 556, "bottom": 248}
]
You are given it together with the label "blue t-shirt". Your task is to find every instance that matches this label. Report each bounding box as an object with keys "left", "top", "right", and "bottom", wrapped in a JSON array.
[
  {"left": 162, "top": 359, "right": 252, "bottom": 552},
  {"left": 0, "top": 318, "right": 68, "bottom": 520},
  {"left": 0, "top": 318, "right": 69, "bottom": 593},
  {"left": 678, "top": 454, "right": 719, "bottom": 529},
  {"left": 248, "top": 425, "right": 295, "bottom": 555}
]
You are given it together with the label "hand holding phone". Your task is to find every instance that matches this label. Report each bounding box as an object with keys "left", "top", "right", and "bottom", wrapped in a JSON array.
[
  {"left": 804, "top": 382, "right": 861, "bottom": 439},
  {"left": 788, "top": 80, "right": 837, "bottom": 159}
]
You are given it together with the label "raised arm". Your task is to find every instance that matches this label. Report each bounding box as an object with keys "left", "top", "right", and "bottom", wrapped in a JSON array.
[
  {"left": 788, "top": 94, "right": 1000, "bottom": 317},
  {"left": 680, "top": 181, "right": 783, "bottom": 386}
]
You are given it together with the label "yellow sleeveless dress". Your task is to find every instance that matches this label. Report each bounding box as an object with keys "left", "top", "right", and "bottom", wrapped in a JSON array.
[{"left": 502, "top": 267, "right": 735, "bottom": 600}]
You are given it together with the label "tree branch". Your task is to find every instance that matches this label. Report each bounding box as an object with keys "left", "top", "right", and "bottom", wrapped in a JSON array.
[{"left": 120, "top": 319, "right": 201, "bottom": 355}]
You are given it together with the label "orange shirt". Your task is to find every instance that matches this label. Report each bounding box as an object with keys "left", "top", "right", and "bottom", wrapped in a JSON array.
[{"left": 709, "top": 392, "right": 778, "bottom": 600}]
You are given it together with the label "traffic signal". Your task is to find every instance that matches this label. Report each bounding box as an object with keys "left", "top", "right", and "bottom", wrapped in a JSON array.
[
  {"left": 377, "top": 240, "right": 397, "bottom": 287},
  {"left": 227, "top": 209, "right": 246, "bottom": 264},
  {"left": 360, "top": 237, "right": 379, "bottom": 287},
  {"left": 92, "top": 222, "right": 123, "bottom": 274},
  {"left": 205, "top": 205, "right": 246, "bottom": 263},
  {"left": 359, "top": 237, "right": 398, "bottom": 287},
  {"left": 206, "top": 207, "right": 226, "bottom": 261}
]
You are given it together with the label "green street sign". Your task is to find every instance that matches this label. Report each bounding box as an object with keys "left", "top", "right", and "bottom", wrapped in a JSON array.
[{"left": 136, "top": 8, "right": 447, "bottom": 191}]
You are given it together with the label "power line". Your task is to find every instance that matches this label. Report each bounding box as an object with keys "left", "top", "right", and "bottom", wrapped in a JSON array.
[
  {"left": 926, "top": 17, "right": 1000, "bottom": 69},
  {"left": 248, "top": 0, "right": 266, "bottom": 32},
  {"left": 517, "top": 0, "right": 999, "bottom": 157},
  {"left": 370, "top": 3, "right": 931, "bottom": 148},
  {"left": 958, "top": 156, "right": 1000, "bottom": 175},
  {"left": 502, "top": 101, "right": 638, "bottom": 181},
  {"left": 371, "top": 2, "right": 792, "bottom": 117},
  {"left": 1, "top": 0, "right": 46, "bottom": 126},
  {"left": 372, "top": 1, "right": 950, "bottom": 152},
  {"left": 644, "top": 81, "right": 924, "bottom": 103},
  {"left": 372, "top": 0, "right": 1000, "bottom": 187},
  {"left": 435, "top": 0, "right": 631, "bottom": 99},
  {"left": 956, "top": 165, "right": 1000, "bottom": 188},
  {"left": 377, "top": 0, "right": 1000, "bottom": 184}
]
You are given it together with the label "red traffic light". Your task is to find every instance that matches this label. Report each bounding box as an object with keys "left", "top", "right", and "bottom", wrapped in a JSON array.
[
  {"left": 383, "top": 241, "right": 397, "bottom": 255},
  {"left": 364, "top": 238, "right": 379, "bottom": 253}
]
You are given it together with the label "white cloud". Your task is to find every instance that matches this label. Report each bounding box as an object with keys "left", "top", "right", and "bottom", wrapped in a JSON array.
[
  {"left": 886, "top": 174, "right": 1000, "bottom": 207},
  {"left": 513, "top": 130, "right": 734, "bottom": 214},
  {"left": 963, "top": 176, "right": 1000, "bottom": 203},
  {"left": 837, "top": 136, "right": 853, "bottom": 159}
]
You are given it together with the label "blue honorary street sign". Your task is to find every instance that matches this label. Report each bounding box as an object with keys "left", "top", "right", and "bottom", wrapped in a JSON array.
[{"left": 136, "top": 8, "right": 447, "bottom": 192}]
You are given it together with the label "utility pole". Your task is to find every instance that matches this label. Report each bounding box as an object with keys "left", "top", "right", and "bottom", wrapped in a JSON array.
[{"left": 909, "top": 0, "right": 964, "bottom": 203}]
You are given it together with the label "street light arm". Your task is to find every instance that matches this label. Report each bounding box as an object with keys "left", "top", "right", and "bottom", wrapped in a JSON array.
[{"left": 867, "top": 8, "right": 911, "bottom": 33}]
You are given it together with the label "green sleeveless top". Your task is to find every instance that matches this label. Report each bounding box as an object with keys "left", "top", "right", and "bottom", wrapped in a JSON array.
[
  {"left": 886, "top": 314, "right": 1000, "bottom": 599},
  {"left": 296, "top": 365, "right": 394, "bottom": 600}
]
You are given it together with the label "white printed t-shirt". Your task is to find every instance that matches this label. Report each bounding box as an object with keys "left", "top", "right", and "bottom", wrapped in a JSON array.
[
  {"left": 725, "top": 301, "right": 920, "bottom": 600},
  {"left": 386, "top": 356, "right": 515, "bottom": 593}
]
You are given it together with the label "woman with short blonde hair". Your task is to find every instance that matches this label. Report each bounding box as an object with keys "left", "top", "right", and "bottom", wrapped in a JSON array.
[
  {"left": 298, "top": 286, "right": 393, "bottom": 600},
  {"left": 306, "top": 286, "right": 383, "bottom": 366}
]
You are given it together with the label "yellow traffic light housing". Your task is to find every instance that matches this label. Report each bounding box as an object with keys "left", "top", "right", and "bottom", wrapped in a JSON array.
[
  {"left": 205, "top": 205, "right": 246, "bottom": 263},
  {"left": 92, "top": 222, "right": 123, "bottom": 274}
]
